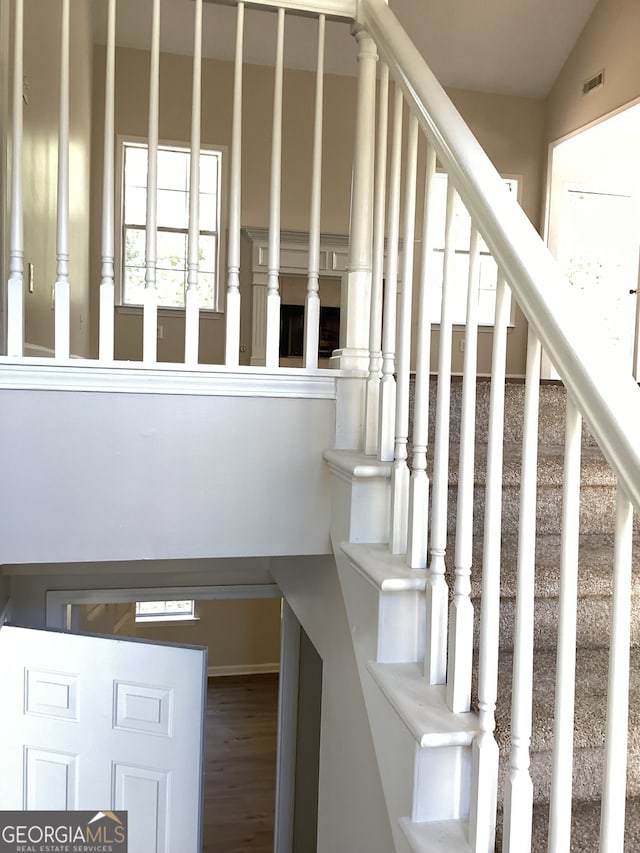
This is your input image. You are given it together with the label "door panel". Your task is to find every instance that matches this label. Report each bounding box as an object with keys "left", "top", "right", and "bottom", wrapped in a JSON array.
[{"left": 0, "top": 625, "right": 206, "bottom": 853}]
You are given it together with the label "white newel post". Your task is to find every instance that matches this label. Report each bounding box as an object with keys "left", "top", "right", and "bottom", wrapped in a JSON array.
[{"left": 331, "top": 24, "right": 376, "bottom": 446}]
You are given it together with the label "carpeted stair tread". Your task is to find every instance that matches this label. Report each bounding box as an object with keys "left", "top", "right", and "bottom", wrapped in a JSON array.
[
  {"left": 444, "top": 533, "right": 640, "bottom": 601},
  {"left": 489, "top": 648, "right": 640, "bottom": 802},
  {"left": 495, "top": 798, "right": 640, "bottom": 852}
]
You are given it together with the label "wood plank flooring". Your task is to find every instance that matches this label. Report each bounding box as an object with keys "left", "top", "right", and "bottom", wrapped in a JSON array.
[{"left": 203, "top": 674, "right": 279, "bottom": 853}]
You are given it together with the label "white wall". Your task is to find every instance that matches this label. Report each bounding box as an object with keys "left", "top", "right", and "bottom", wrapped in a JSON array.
[
  {"left": 0, "top": 389, "right": 334, "bottom": 565},
  {"left": 270, "top": 554, "right": 395, "bottom": 853}
]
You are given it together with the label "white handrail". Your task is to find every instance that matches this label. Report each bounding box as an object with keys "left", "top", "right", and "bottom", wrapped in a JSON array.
[{"left": 359, "top": 0, "right": 640, "bottom": 516}]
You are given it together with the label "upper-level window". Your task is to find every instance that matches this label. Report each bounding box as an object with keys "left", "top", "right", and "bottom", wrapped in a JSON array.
[
  {"left": 426, "top": 174, "right": 519, "bottom": 325},
  {"left": 120, "top": 140, "right": 223, "bottom": 311}
]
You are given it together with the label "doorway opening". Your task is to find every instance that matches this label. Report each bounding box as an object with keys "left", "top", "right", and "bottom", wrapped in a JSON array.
[
  {"left": 44, "top": 584, "right": 313, "bottom": 853},
  {"left": 545, "top": 100, "right": 640, "bottom": 379}
]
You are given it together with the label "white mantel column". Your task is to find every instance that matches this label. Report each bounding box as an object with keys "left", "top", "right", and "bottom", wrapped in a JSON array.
[{"left": 330, "top": 25, "right": 377, "bottom": 375}]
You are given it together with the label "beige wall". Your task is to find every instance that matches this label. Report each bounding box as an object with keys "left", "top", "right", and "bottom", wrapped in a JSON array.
[
  {"left": 415, "top": 88, "right": 546, "bottom": 375},
  {"left": 89, "top": 45, "right": 547, "bottom": 374},
  {"left": 136, "top": 598, "right": 282, "bottom": 673},
  {"left": 21, "top": 0, "right": 92, "bottom": 356},
  {"left": 546, "top": 0, "right": 640, "bottom": 145},
  {"left": 89, "top": 46, "right": 358, "bottom": 362}
]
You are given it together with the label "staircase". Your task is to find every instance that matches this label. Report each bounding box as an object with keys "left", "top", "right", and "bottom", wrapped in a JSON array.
[{"left": 328, "top": 378, "right": 640, "bottom": 852}]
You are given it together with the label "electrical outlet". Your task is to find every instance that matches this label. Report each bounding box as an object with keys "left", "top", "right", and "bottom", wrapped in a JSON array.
[
  {"left": 157, "top": 324, "right": 163, "bottom": 340},
  {"left": 458, "top": 339, "right": 465, "bottom": 353}
]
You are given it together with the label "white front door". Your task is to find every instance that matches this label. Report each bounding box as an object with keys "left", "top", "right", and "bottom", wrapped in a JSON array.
[{"left": 0, "top": 624, "right": 207, "bottom": 853}]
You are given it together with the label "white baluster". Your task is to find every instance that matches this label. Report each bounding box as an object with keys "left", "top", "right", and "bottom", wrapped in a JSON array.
[
  {"left": 600, "top": 487, "right": 634, "bottom": 852},
  {"left": 225, "top": 1, "right": 244, "bottom": 367},
  {"left": 364, "top": 62, "right": 389, "bottom": 451},
  {"left": 547, "top": 396, "right": 582, "bottom": 852},
  {"left": 99, "top": 0, "right": 116, "bottom": 362},
  {"left": 7, "top": 0, "right": 24, "bottom": 357},
  {"left": 425, "top": 179, "right": 457, "bottom": 684},
  {"left": 469, "top": 275, "right": 511, "bottom": 853},
  {"left": 303, "top": 13, "right": 325, "bottom": 372},
  {"left": 143, "top": 0, "right": 161, "bottom": 364},
  {"left": 377, "top": 86, "right": 403, "bottom": 463},
  {"left": 503, "top": 330, "right": 542, "bottom": 853},
  {"left": 446, "top": 224, "right": 481, "bottom": 712},
  {"left": 331, "top": 25, "right": 376, "bottom": 377},
  {"left": 265, "top": 7, "right": 285, "bottom": 369},
  {"left": 54, "top": 0, "right": 70, "bottom": 360},
  {"left": 390, "top": 114, "right": 418, "bottom": 555},
  {"left": 406, "top": 143, "right": 436, "bottom": 568},
  {"left": 184, "top": 0, "right": 203, "bottom": 366}
]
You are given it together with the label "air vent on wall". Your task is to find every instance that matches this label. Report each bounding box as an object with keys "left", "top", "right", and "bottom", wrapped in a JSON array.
[{"left": 583, "top": 70, "right": 605, "bottom": 95}]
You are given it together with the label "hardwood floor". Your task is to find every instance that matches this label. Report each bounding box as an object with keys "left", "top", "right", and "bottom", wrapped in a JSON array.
[{"left": 203, "top": 674, "right": 279, "bottom": 853}]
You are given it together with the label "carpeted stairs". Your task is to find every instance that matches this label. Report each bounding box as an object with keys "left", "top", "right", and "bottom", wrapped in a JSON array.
[{"left": 416, "top": 377, "right": 640, "bottom": 851}]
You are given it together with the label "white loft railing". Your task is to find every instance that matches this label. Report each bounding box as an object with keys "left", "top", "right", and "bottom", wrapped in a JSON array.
[
  {"left": 353, "top": 0, "right": 640, "bottom": 851},
  {"left": 2, "top": 0, "right": 356, "bottom": 371}
]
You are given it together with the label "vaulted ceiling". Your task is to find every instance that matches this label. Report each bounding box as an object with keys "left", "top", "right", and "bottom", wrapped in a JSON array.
[{"left": 92, "top": 0, "right": 600, "bottom": 97}]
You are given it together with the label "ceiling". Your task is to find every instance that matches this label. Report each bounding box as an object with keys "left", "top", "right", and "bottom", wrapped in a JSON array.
[{"left": 92, "top": 0, "right": 600, "bottom": 98}]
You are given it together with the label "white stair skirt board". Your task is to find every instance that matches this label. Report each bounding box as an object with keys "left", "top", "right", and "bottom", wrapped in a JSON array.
[
  {"left": 399, "top": 816, "right": 471, "bottom": 853},
  {"left": 340, "top": 542, "right": 426, "bottom": 664}
]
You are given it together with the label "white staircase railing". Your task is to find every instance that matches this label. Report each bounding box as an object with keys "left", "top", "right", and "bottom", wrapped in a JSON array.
[
  {"left": 4, "top": 0, "right": 640, "bottom": 850},
  {"left": 2, "top": 0, "right": 356, "bottom": 372},
  {"left": 355, "top": 0, "right": 640, "bottom": 850}
]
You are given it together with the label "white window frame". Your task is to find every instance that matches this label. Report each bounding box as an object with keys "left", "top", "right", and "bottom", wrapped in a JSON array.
[
  {"left": 135, "top": 599, "right": 199, "bottom": 624},
  {"left": 426, "top": 172, "right": 521, "bottom": 328},
  {"left": 115, "top": 135, "right": 227, "bottom": 316}
]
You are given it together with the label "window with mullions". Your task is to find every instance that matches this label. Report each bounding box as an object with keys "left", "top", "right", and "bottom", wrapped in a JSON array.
[
  {"left": 121, "top": 140, "right": 222, "bottom": 311},
  {"left": 135, "top": 600, "right": 197, "bottom": 623},
  {"left": 426, "top": 173, "right": 519, "bottom": 325}
]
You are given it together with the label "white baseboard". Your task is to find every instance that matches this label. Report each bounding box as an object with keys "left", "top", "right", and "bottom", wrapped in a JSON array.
[{"left": 208, "top": 663, "right": 280, "bottom": 678}]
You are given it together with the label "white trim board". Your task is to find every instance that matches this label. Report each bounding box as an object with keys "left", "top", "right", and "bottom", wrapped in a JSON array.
[
  {"left": 0, "top": 360, "right": 339, "bottom": 398},
  {"left": 208, "top": 663, "right": 280, "bottom": 678}
]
